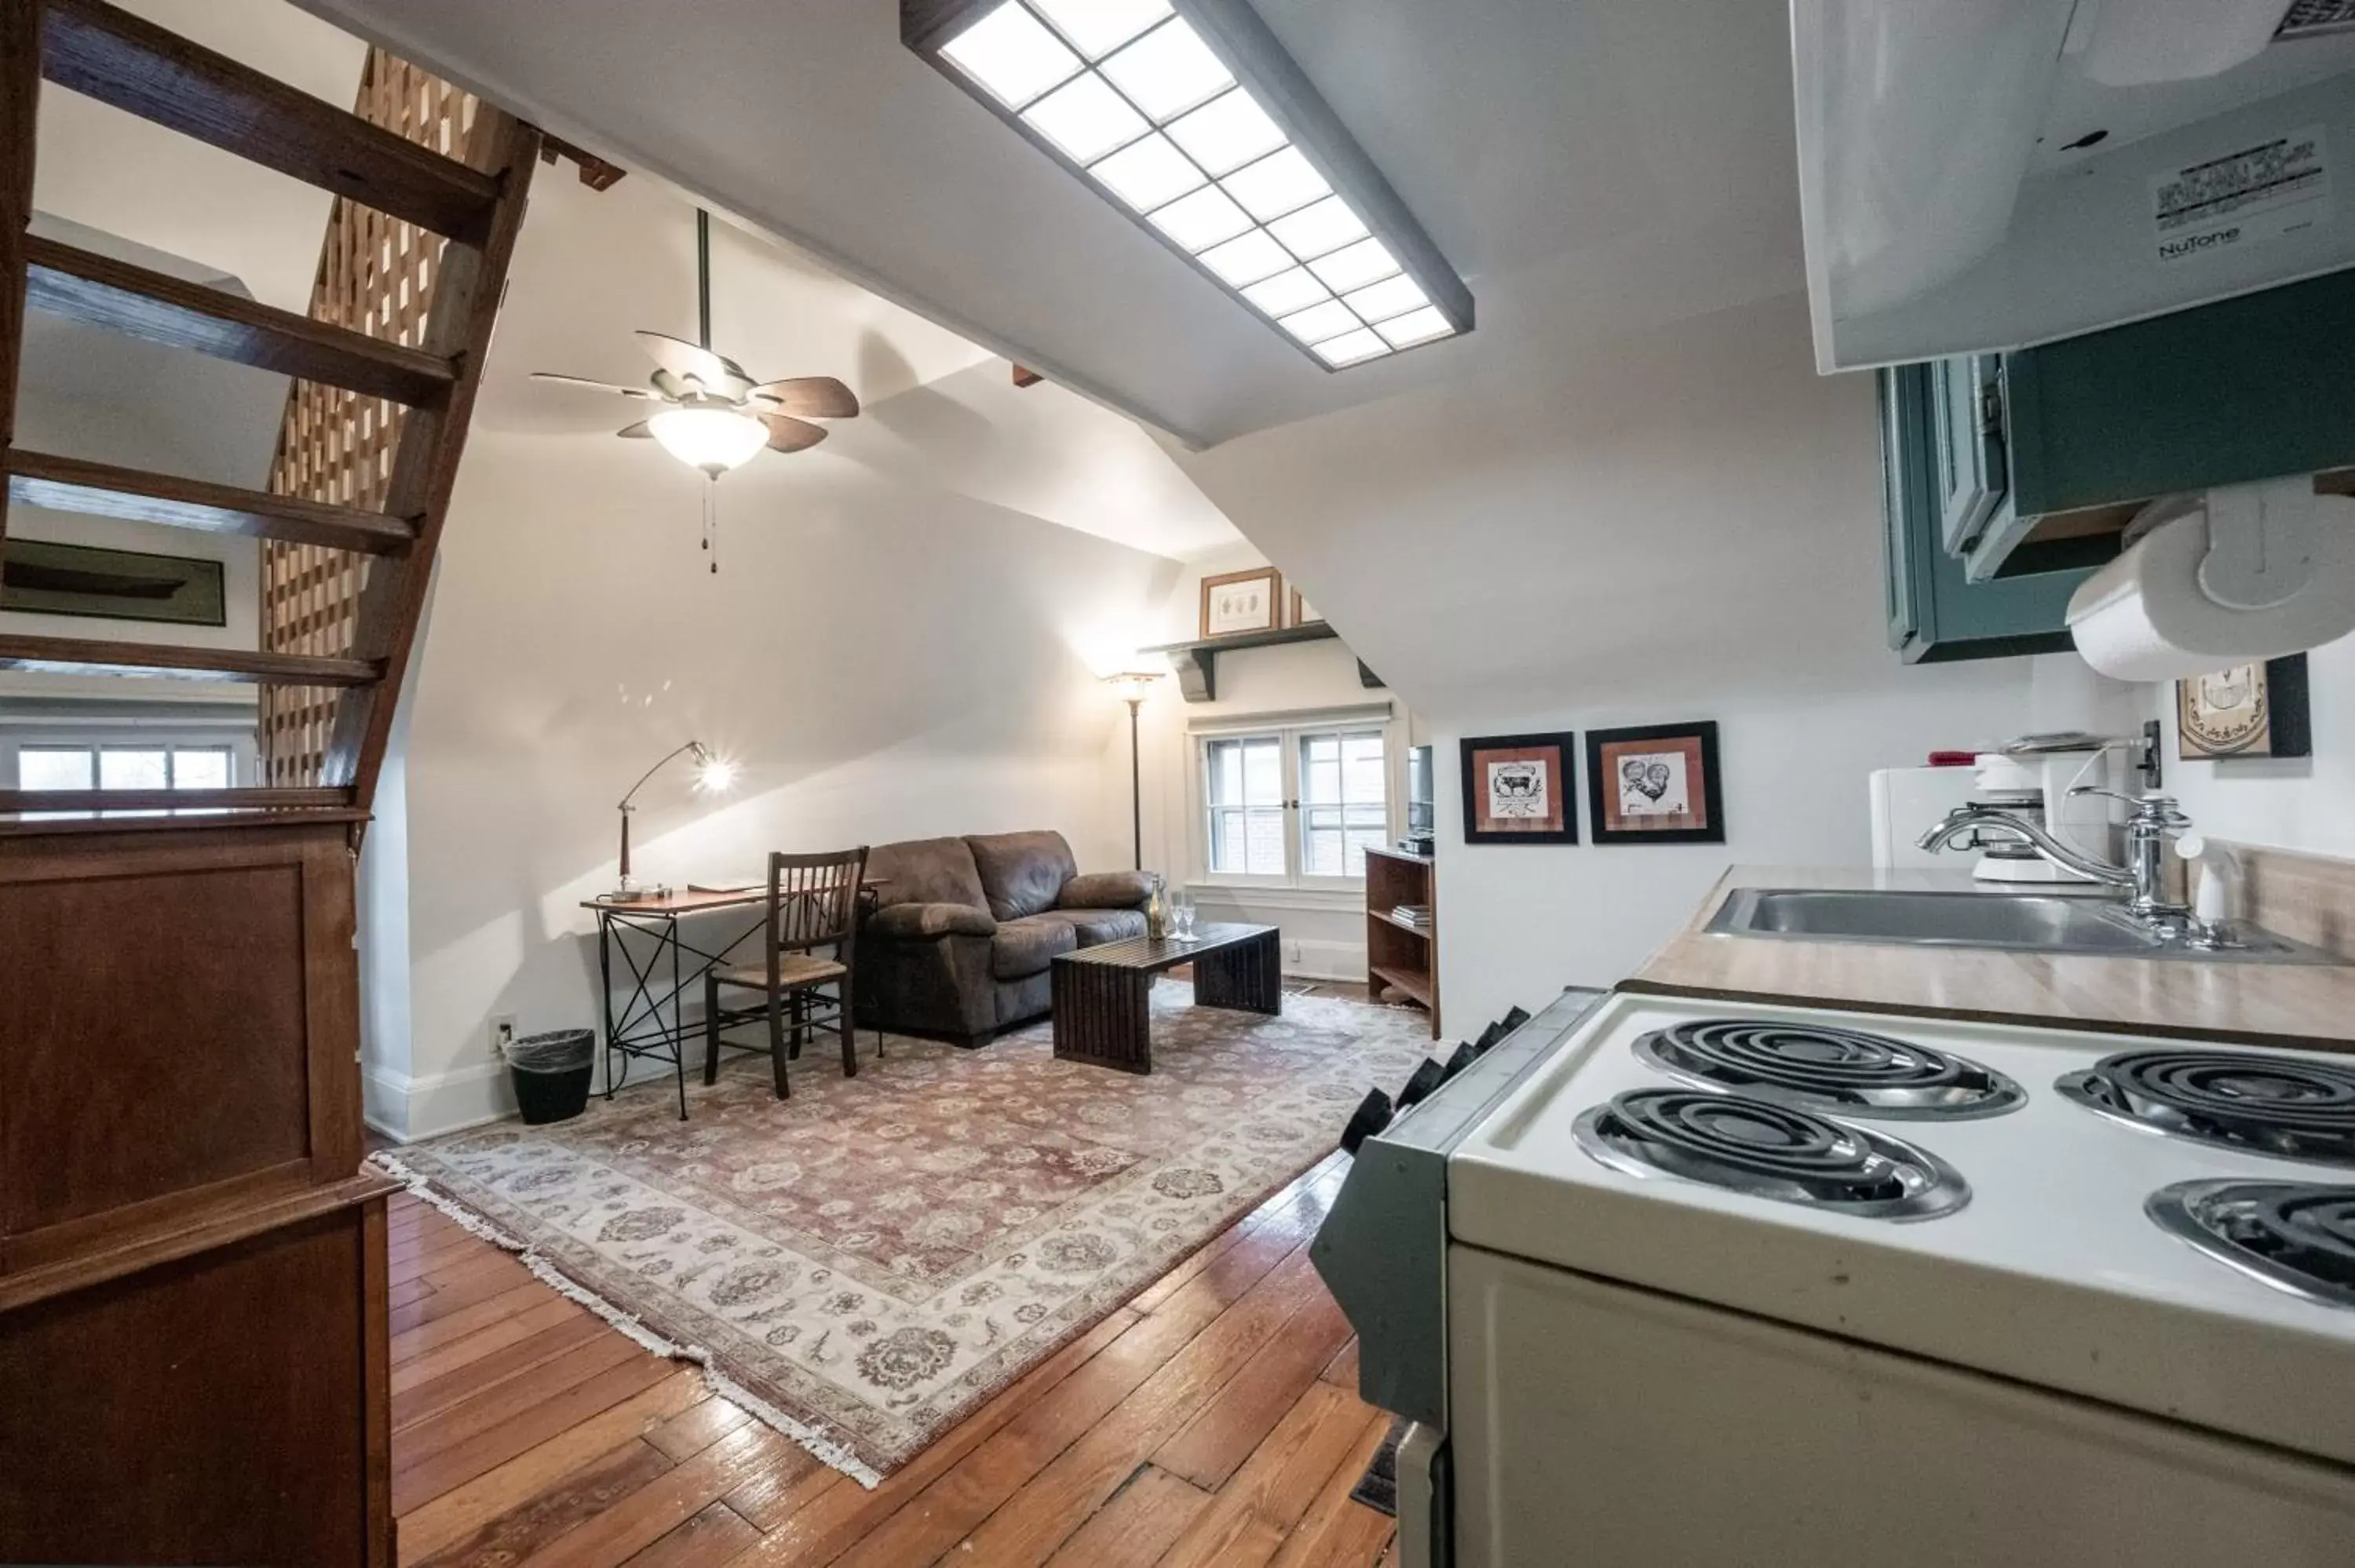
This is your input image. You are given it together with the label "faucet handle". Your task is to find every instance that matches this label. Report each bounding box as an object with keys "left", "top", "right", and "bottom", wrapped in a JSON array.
[{"left": 2071, "top": 786, "right": 2191, "bottom": 833}]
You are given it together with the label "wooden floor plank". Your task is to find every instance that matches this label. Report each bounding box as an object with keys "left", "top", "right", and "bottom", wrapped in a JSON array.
[
  {"left": 392, "top": 1295, "right": 585, "bottom": 1394},
  {"left": 392, "top": 1282, "right": 557, "bottom": 1366},
  {"left": 393, "top": 1254, "right": 549, "bottom": 1333},
  {"left": 393, "top": 1313, "right": 616, "bottom": 1431},
  {"left": 407, "top": 1439, "right": 676, "bottom": 1568},
  {"left": 1266, "top": 1413, "right": 1396, "bottom": 1568},
  {"left": 940, "top": 1251, "right": 1331, "bottom": 1566},
  {"left": 1041, "top": 1464, "right": 1210, "bottom": 1568},
  {"left": 393, "top": 1344, "right": 674, "bottom": 1515},
  {"left": 1320, "top": 1337, "right": 1360, "bottom": 1391},
  {"left": 516, "top": 1421, "right": 793, "bottom": 1568},
  {"left": 396, "top": 1369, "right": 711, "bottom": 1565},
  {"left": 1156, "top": 1384, "right": 1385, "bottom": 1568},
  {"left": 645, "top": 1397, "right": 754, "bottom": 1464},
  {"left": 1152, "top": 1289, "right": 1353, "bottom": 1489},
  {"left": 619, "top": 1501, "right": 760, "bottom": 1568}
]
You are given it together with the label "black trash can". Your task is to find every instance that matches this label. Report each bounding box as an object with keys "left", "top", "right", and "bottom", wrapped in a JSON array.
[{"left": 505, "top": 1028, "right": 595, "bottom": 1125}]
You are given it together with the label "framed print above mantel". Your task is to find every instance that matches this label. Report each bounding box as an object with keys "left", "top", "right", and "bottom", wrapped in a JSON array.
[
  {"left": 1199, "top": 566, "right": 1283, "bottom": 640},
  {"left": 1460, "top": 731, "right": 1578, "bottom": 844},
  {"left": 1586, "top": 720, "right": 1724, "bottom": 844}
]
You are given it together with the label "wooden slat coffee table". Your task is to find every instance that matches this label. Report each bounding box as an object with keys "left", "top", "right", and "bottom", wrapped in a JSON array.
[{"left": 1051, "top": 922, "right": 1282, "bottom": 1074}]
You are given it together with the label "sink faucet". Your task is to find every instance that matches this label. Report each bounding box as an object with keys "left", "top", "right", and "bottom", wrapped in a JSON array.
[{"left": 1916, "top": 789, "right": 2193, "bottom": 926}]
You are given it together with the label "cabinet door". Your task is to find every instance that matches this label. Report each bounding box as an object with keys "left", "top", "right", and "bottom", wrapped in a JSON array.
[
  {"left": 1877, "top": 368, "right": 1921, "bottom": 651},
  {"left": 1930, "top": 353, "right": 2006, "bottom": 554}
]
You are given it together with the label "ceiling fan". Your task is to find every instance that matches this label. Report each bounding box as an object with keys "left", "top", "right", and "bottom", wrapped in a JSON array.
[{"left": 531, "top": 210, "right": 860, "bottom": 478}]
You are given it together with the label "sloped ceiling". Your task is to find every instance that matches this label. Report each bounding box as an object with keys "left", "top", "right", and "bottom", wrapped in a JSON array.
[{"left": 290, "top": 0, "right": 1804, "bottom": 447}]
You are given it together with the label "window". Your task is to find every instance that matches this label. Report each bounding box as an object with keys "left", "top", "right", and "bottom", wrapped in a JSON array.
[
  {"left": 1197, "top": 715, "right": 1392, "bottom": 888},
  {"left": 17, "top": 745, "right": 235, "bottom": 792}
]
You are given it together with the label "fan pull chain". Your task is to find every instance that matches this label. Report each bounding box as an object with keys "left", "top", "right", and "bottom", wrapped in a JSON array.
[{"left": 701, "top": 479, "right": 720, "bottom": 574}]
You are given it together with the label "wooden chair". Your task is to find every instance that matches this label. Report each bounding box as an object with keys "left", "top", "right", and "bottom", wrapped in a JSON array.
[{"left": 703, "top": 847, "right": 871, "bottom": 1098}]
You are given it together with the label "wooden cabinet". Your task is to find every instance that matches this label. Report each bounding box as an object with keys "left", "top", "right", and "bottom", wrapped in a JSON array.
[
  {"left": 0, "top": 815, "right": 393, "bottom": 1566},
  {"left": 1879, "top": 363, "right": 2090, "bottom": 664},
  {"left": 1364, "top": 845, "right": 1437, "bottom": 1037}
]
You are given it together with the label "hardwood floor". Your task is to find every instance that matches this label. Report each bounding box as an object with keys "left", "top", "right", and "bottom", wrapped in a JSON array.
[{"left": 385, "top": 1152, "right": 1400, "bottom": 1566}]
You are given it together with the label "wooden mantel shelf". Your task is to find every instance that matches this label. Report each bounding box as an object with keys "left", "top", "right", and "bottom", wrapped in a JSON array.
[{"left": 1139, "top": 622, "right": 1382, "bottom": 702}]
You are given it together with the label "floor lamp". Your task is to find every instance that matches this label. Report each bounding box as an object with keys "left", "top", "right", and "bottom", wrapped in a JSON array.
[{"left": 1104, "top": 672, "right": 1161, "bottom": 870}]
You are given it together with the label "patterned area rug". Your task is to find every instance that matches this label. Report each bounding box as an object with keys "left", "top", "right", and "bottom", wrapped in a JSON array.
[{"left": 379, "top": 986, "right": 1429, "bottom": 1482}]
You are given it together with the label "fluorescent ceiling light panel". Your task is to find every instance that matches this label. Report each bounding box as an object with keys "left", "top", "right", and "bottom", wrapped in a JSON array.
[
  {"left": 1240, "top": 265, "right": 1329, "bottom": 316},
  {"left": 1166, "top": 89, "right": 1285, "bottom": 177},
  {"left": 1220, "top": 146, "right": 1330, "bottom": 221},
  {"left": 1029, "top": 0, "right": 1171, "bottom": 59},
  {"left": 1308, "top": 236, "right": 1399, "bottom": 294},
  {"left": 1090, "top": 132, "right": 1204, "bottom": 210},
  {"left": 1376, "top": 305, "right": 1452, "bottom": 348},
  {"left": 1342, "top": 272, "right": 1427, "bottom": 324},
  {"left": 1022, "top": 73, "right": 1148, "bottom": 163},
  {"left": 1199, "top": 228, "right": 1293, "bottom": 286},
  {"left": 1100, "top": 18, "right": 1233, "bottom": 122},
  {"left": 908, "top": 0, "right": 1471, "bottom": 370},
  {"left": 1276, "top": 298, "right": 1360, "bottom": 345},
  {"left": 940, "top": 2, "right": 1080, "bottom": 108},
  {"left": 1313, "top": 327, "right": 1389, "bottom": 367},
  {"left": 1268, "top": 195, "right": 1369, "bottom": 261},
  {"left": 1151, "top": 185, "right": 1253, "bottom": 251}
]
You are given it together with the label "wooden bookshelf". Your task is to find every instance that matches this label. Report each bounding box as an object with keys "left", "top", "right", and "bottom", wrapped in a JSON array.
[{"left": 1364, "top": 844, "right": 1438, "bottom": 1037}]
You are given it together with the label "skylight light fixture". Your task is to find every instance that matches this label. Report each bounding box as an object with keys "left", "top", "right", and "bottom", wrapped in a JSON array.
[{"left": 903, "top": 0, "right": 1472, "bottom": 370}]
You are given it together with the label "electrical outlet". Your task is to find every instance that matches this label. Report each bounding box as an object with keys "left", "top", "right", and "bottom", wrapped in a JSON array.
[{"left": 491, "top": 1014, "right": 517, "bottom": 1058}]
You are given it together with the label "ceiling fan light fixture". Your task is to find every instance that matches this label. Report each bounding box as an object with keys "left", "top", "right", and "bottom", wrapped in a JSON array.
[
  {"left": 905, "top": 0, "right": 1471, "bottom": 370},
  {"left": 648, "top": 407, "right": 770, "bottom": 477}
]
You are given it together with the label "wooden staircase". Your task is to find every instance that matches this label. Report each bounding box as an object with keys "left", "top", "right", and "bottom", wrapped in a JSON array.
[
  {"left": 0, "top": 0, "right": 536, "bottom": 819},
  {"left": 0, "top": 5, "right": 540, "bottom": 1563}
]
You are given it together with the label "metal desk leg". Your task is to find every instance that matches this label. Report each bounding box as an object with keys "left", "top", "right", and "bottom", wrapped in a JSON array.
[{"left": 600, "top": 910, "right": 616, "bottom": 1100}]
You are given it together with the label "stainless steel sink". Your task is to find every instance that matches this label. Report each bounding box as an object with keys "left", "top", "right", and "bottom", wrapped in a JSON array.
[{"left": 1707, "top": 888, "right": 2341, "bottom": 964}]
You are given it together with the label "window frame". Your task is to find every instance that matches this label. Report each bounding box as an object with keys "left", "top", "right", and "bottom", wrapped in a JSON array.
[{"left": 1188, "top": 706, "right": 1402, "bottom": 895}]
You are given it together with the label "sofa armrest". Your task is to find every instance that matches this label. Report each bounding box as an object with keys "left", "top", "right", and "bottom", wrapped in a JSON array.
[
  {"left": 1060, "top": 871, "right": 1153, "bottom": 910},
  {"left": 865, "top": 901, "right": 998, "bottom": 940}
]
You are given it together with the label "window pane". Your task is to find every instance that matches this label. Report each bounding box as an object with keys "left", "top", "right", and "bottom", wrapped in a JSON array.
[
  {"left": 100, "top": 749, "right": 170, "bottom": 790},
  {"left": 1240, "top": 738, "right": 1280, "bottom": 805},
  {"left": 19, "top": 748, "right": 94, "bottom": 790},
  {"left": 1298, "top": 728, "right": 1385, "bottom": 876},
  {"left": 173, "top": 748, "right": 231, "bottom": 789}
]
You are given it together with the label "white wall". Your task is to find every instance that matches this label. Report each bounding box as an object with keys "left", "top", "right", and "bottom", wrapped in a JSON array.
[
  {"left": 374, "top": 173, "right": 1203, "bottom": 1138},
  {"left": 1174, "top": 293, "right": 2136, "bottom": 1036},
  {"left": 2144, "top": 629, "right": 2355, "bottom": 862}
]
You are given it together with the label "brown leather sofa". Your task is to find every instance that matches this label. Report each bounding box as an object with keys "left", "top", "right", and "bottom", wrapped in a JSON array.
[{"left": 853, "top": 830, "right": 1152, "bottom": 1047}]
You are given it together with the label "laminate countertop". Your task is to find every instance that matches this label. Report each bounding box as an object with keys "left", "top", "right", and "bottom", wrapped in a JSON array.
[{"left": 1623, "top": 866, "right": 2355, "bottom": 1053}]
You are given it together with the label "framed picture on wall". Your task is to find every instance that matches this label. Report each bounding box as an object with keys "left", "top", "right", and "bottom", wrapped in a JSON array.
[
  {"left": 0, "top": 538, "right": 227, "bottom": 627},
  {"left": 2176, "top": 655, "right": 2312, "bottom": 760},
  {"left": 1199, "top": 566, "right": 1283, "bottom": 640},
  {"left": 1460, "top": 731, "right": 1578, "bottom": 844},
  {"left": 1289, "top": 588, "right": 1324, "bottom": 628},
  {"left": 1586, "top": 720, "right": 1724, "bottom": 844}
]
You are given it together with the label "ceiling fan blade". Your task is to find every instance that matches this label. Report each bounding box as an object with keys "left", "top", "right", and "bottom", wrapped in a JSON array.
[
  {"left": 637, "top": 331, "right": 753, "bottom": 399},
  {"left": 747, "top": 376, "right": 860, "bottom": 419},
  {"left": 532, "top": 371, "right": 655, "bottom": 399},
  {"left": 760, "top": 413, "right": 829, "bottom": 454},
  {"left": 616, "top": 420, "right": 654, "bottom": 439}
]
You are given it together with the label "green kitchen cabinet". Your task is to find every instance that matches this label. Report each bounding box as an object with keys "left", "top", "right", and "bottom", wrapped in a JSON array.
[
  {"left": 1879, "top": 363, "right": 2090, "bottom": 664},
  {"left": 1960, "top": 267, "right": 2355, "bottom": 582},
  {"left": 1930, "top": 352, "right": 2007, "bottom": 556}
]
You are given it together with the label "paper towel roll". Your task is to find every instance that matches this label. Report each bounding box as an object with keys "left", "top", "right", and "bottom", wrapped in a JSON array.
[{"left": 2068, "top": 502, "right": 2355, "bottom": 681}]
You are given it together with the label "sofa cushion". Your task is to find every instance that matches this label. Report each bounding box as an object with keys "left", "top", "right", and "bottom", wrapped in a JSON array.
[
  {"left": 991, "top": 913, "right": 1079, "bottom": 979},
  {"left": 1058, "top": 870, "right": 1152, "bottom": 910},
  {"left": 865, "top": 901, "right": 996, "bottom": 941},
  {"left": 968, "top": 830, "right": 1079, "bottom": 921},
  {"left": 1021, "top": 906, "right": 1147, "bottom": 947},
  {"left": 867, "top": 836, "right": 989, "bottom": 911}
]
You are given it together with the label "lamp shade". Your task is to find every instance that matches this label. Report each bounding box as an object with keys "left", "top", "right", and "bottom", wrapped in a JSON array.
[
  {"left": 1104, "top": 669, "right": 1162, "bottom": 704},
  {"left": 648, "top": 407, "right": 769, "bottom": 477}
]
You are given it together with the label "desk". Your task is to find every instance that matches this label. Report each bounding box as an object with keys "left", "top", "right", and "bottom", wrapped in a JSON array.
[{"left": 582, "top": 881, "right": 882, "bottom": 1118}]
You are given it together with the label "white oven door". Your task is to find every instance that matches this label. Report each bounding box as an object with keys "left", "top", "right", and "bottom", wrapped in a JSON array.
[{"left": 1449, "top": 1245, "right": 2355, "bottom": 1567}]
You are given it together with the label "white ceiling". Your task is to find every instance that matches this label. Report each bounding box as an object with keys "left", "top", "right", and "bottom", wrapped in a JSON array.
[{"left": 289, "top": 0, "right": 1808, "bottom": 447}]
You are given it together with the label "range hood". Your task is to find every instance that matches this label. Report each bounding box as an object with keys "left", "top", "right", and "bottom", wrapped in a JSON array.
[{"left": 1795, "top": 0, "right": 2355, "bottom": 372}]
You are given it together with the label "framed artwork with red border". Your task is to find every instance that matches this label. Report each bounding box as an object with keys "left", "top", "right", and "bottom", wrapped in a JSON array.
[
  {"left": 1459, "top": 731, "right": 1578, "bottom": 844},
  {"left": 1586, "top": 721, "right": 1724, "bottom": 844}
]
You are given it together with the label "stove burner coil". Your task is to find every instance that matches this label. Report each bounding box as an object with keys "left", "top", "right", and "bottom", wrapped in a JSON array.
[
  {"left": 1572, "top": 1088, "right": 1969, "bottom": 1221},
  {"left": 2148, "top": 1180, "right": 2355, "bottom": 1310},
  {"left": 1634, "top": 1019, "right": 2025, "bottom": 1119},
  {"left": 2057, "top": 1050, "right": 2355, "bottom": 1165}
]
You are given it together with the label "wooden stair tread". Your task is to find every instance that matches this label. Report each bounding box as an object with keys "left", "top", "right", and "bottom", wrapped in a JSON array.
[
  {"left": 0, "top": 786, "right": 352, "bottom": 812},
  {"left": 24, "top": 235, "right": 457, "bottom": 406},
  {"left": 6, "top": 449, "right": 416, "bottom": 555},
  {"left": 0, "top": 633, "right": 380, "bottom": 685},
  {"left": 39, "top": 0, "right": 501, "bottom": 241}
]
